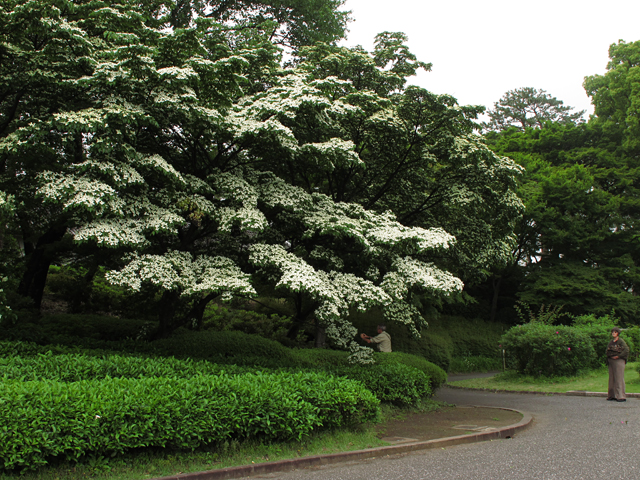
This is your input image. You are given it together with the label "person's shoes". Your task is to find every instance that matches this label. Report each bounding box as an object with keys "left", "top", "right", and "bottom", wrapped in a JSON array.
[
  {"left": 617, "top": 399, "right": 627, "bottom": 402},
  {"left": 607, "top": 397, "right": 616, "bottom": 401}
]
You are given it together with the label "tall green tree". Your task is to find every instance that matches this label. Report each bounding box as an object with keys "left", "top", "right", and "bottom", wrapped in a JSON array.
[
  {"left": 584, "top": 39, "right": 640, "bottom": 155},
  {"left": 483, "top": 87, "right": 585, "bottom": 132}
]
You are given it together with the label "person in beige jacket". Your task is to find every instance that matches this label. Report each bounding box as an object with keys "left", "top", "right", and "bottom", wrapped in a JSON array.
[{"left": 360, "top": 324, "right": 392, "bottom": 352}]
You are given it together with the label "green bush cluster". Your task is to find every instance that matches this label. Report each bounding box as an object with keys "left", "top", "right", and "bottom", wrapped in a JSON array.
[
  {"left": 149, "top": 329, "right": 300, "bottom": 368},
  {"left": 0, "top": 355, "right": 378, "bottom": 471},
  {"left": 292, "top": 348, "right": 446, "bottom": 395},
  {"left": 501, "top": 324, "right": 595, "bottom": 376},
  {"left": 449, "top": 356, "right": 503, "bottom": 373},
  {"left": 325, "top": 363, "right": 431, "bottom": 406},
  {"left": 372, "top": 351, "right": 447, "bottom": 391},
  {"left": 0, "top": 313, "right": 149, "bottom": 347}
]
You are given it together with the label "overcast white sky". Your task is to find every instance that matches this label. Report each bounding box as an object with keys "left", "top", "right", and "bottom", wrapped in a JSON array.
[{"left": 340, "top": 0, "right": 640, "bottom": 118}]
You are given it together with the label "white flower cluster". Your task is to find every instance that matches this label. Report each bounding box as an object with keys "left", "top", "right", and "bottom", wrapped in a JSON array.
[
  {"left": 249, "top": 244, "right": 390, "bottom": 347},
  {"left": 212, "top": 173, "right": 267, "bottom": 232},
  {"left": 135, "top": 154, "right": 185, "bottom": 185},
  {"left": 382, "top": 301, "right": 423, "bottom": 336},
  {"left": 226, "top": 73, "right": 358, "bottom": 154},
  {"left": 382, "top": 256, "right": 464, "bottom": 299},
  {"left": 300, "top": 138, "right": 361, "bottom": 169},
  {"left": 37, "top": 172, "right": 123, "bottom": 215},
  {"left": 74, "top": 219, "right": 148, "bottom": 247},
  {"left": 0, "top": 191, "right": 14, "bottom": 214},
  {"left": 301, "top": 192, "right": 455, "bottom": 254},
  {"left": 106, "top": 251, "right": 255, "bottom": 298},
  {"left": 73, "top": 197, "right": 184, "bottom": 247},
  {"left": 255, "top": 174, "right": 313, "bottom": 210},
  {"left": 347, "top": 343, "right": 375, "bottom": 365},
  {"left": 70, "top": 159, "right": 145, "bottom": 187}
]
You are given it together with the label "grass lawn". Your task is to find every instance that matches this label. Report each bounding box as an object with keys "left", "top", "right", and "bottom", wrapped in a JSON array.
[{"left": 448, "top": 362, "right": 640, "bottom": 393}]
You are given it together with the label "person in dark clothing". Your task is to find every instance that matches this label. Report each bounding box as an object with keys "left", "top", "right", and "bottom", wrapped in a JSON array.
[{"left": 606, "top": 327, "right": 629, "bottom": 402}]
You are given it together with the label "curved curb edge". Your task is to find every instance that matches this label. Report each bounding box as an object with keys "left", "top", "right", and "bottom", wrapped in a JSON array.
[
  {"left": 151, "top": 407, "right": 532, "bottom": 480},
  {"left": 446, "top": 384, "right": 640, "bottom": 398}
]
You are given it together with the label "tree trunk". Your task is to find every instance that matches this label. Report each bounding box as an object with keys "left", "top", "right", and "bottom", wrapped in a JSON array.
[
  {"left": 70, "top": 260, "right": 99, "bottom": 313},
  {"left": 17, "top": 226, "right": 66, "bottom": 310},
  {"left": 154, "top": 290, "right": 181, "bottom": 339},
  {"left": 314, "top": 321, "right": 326, "bottom": 348},
  {"left": 188, "top": 293, "right": 217, "bottom": 330},
  {"left": 490, "top": 276, "right": 502, "bottom": 322}
]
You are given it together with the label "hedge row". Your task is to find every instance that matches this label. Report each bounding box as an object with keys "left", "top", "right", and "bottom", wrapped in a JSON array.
[
  {"left": 0, "top": 351, "right": 251, "bottom": 382},
  {"left": 1, "top": 338, "right": 446, "bottom": 400},
  {"left": 0, "top": 347, "right": 436, "bottom": 407},
  {"left": 0, "top": 370, "right": 378, "bottom": 471},
  {"left": 501, "top": 323, "right": 638, "bottom": 377}
]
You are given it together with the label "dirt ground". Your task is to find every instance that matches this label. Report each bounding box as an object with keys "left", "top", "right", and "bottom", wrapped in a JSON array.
[{"left": 376, "top": 406, "right": 523, "bottom": 443}]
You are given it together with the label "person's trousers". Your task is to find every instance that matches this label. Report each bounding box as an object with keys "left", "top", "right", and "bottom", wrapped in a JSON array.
[{"left": 608, "top": 358, "right": 626, "bottom": 400}]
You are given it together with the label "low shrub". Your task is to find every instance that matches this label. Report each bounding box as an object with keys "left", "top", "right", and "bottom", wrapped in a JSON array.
[
  {"left": 571, "top": 325, "right": 636, "bottom": 366},
  {"left": 449, "top": 356, "right": 502, "bottom": 373},
  {"left": 372, "top": 351, "right": 447, "bottom": 391},
  {"left": 149, "top": 330, "right": 299, "bottom": 368},
  {"left": 327, "top": 363, "right": 431, "bottom": 406},
  {"left": 292, "top": 348, "right": 350, "bottom": 367},
  {"left": 390, "top": 331, "right": 453, "bottom": 371},
  {"left": 573, "top": 325, "right": 615, "bottom": 366},
  {"left": 0, "top": 370, "right": 378, "bottom": 472},
  {"left": 501, "top": 324, "right": 595, "bottom": 376},
  {"left": 38, "top": 314, "right": 148, "bottom": 342},
  {"left": 289, "top": 348, "right": 445, "bottom": 397},
  {"left": 623, "top": 326, "right": 640, "bottom": 361}
]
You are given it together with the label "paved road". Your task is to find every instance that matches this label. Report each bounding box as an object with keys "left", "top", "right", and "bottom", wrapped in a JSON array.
[{"left": 244, "top": 387, "right": 640, "bottom": 480}]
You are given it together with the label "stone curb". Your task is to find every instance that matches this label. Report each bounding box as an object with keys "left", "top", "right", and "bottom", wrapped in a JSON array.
[
  {"left": 151, "top": 407, "right": 532, "bottom": 480},
  {"left": 446, "top": 383, "right": 640, "bottom": 398}
]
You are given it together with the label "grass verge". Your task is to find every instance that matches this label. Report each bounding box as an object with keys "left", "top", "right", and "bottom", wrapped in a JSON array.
[
  {"left": 448, "top": 362, "right": 640, "bottom": 393},
  {"left": 0, "top": 428, "right": 384, "bottom": 480}
]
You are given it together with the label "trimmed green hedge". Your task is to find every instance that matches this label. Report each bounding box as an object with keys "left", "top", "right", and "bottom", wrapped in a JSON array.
[
  {"left": 373, "top": 351, "right": 447, "bottom": 391},
  {"left": 501, "top": 324, "right": 595, "bottom": 376},
  {"left": 327, "top": 363, "right": 431, "bottom": 406},
  {"left": 0, "top": 351, "right": 250, "bottom": 382},
  {"left": 292, "top": 348, "right": 350, "bottom": 367},
  {"left": 0, "top": 370, "right": 378, "bottom": 471},
  {"left": 0, "top": 342, "right": 442, "bottom": 405},
  {"left": 149, "top": 330, "right": 299, "bottom": 368}
]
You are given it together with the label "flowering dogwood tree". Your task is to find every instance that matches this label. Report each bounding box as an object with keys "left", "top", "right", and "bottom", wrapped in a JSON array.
[{"left": 1, "top": 0, "right": 521, "bottom": 359}]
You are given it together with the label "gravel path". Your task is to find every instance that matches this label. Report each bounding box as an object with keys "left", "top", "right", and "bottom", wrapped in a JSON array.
[{"left": 246, "top": 387, "right": 640, "bottom": 480}]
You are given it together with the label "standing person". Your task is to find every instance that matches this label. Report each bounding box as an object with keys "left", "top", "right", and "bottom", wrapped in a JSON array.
[
  {"left": 606, "top": 327, "right": 629, "bottom": 402},
  {"left": 360, "top": 324, "right": 392, "bottom": 352}
]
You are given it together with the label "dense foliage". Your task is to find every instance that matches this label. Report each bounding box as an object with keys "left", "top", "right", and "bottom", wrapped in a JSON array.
[{"left": 0, "top": 0, "right": 522, "bottom": 360}]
